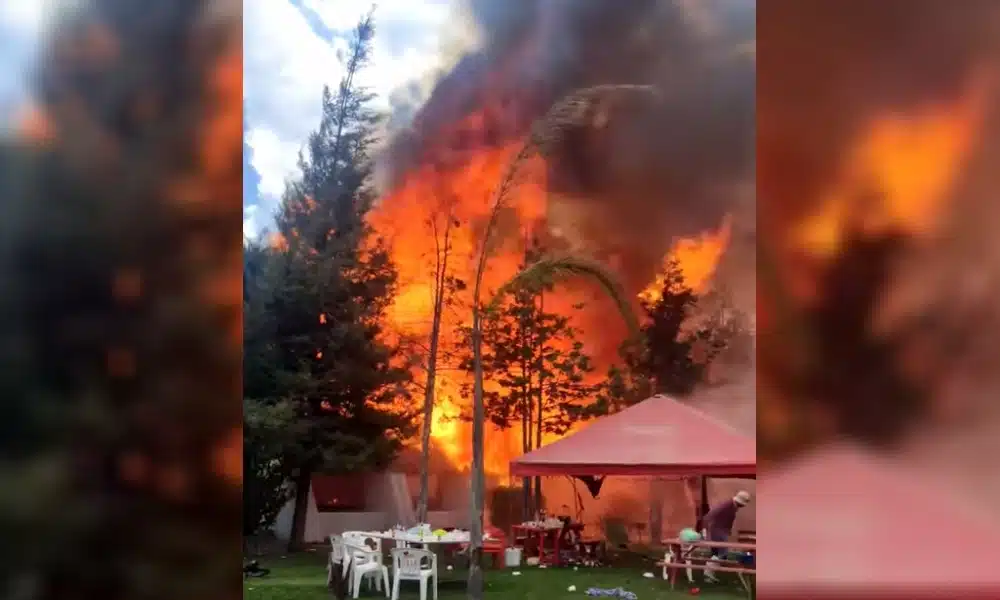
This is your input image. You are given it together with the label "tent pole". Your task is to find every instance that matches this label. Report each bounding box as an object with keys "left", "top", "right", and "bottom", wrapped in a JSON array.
[{"left": 696, "top": 476, "right": 710, "bottom": 531}]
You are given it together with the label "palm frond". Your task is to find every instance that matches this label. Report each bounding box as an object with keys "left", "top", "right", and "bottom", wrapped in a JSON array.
[
  {"left": 475, "top": 84, "right": 662, "bottom": 271},
  {"left": 527, "top": 84, "right": 662, "bottom": 158},
  {"left": 488, "top": 253, "right": 641, "bottom": 339}
]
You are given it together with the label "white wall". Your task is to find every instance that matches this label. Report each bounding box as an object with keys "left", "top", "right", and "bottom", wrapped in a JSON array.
[
  {"left": 272, "top": 472, "right": 470, "bottom": 543},
  {"left": 272, "top": 486, "right": 392, "bottom": 543}
]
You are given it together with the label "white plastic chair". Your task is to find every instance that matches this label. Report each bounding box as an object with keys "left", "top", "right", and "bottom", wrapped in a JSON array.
[
  {"left": 390, "top": 547, "right": 437, "bottom": 600},
  {"left": 328, "top": 534, "right": 348, "bottom": 587},
  {"left": 662, "top": 544, "right": 697, "bottom": 583},
  {"left": 345, "top": 542, "right": 389, "bottom": 599},
  {"left": 342, "top": 531, "right": 368, "bottom": 546}
]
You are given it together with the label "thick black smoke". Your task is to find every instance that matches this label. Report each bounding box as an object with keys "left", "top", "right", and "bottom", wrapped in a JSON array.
[{"left": 384, "top": 0, "right": 755, "bottom": 295}]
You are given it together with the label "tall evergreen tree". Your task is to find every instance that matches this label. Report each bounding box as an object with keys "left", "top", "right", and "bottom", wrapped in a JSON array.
[
  {"left": 634, "top": 258, "right": 707, "bottom": 396},
  {"left": 255, "top": 12, "right": 416, "bottom": 550},
  {"left": 579, "top": 258, "right": 715, "bottom": 419}
]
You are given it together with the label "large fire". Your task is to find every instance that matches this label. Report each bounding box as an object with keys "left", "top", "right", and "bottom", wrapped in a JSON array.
[
  {"left": 370, "top": 110, "right": 732, "bottom": 477},
  {"left": 791, "top": 73, "right": 990, "bottom": 270}
]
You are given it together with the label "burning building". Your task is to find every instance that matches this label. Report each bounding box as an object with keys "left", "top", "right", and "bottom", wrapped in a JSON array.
[{"left": 365, "top": 0, "right": 756, "bottom": 528}]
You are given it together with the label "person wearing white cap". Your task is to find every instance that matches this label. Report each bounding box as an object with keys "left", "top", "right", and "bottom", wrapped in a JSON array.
[{"left": 701, "top": 490, "right": 751, "bottom": 582}]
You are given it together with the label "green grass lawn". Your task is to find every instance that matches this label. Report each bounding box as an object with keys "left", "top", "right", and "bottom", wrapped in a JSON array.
[{"left": 244, "top": 551, "right": 747, "bottom": 600}]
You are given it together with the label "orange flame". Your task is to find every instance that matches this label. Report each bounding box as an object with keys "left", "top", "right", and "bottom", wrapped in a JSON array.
[
  {"left": 370, "top": 108, "right": 732, "bottom": 477},
  {"left": 640, "top": 216, "right": 732, "bottom": 304},
  {"left": 793, "top": 74, "right": 991, "bottom": 260}
]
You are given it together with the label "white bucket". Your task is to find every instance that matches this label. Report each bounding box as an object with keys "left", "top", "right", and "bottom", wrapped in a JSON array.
[{"left": 504, "top": 547, "right": 522, "bottom": 568}]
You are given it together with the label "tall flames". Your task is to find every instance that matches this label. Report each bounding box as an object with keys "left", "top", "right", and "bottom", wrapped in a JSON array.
[
  {"left": 780, "top": 72, "right": 991, "bottom": 304},
  {"left": 369, "top": 108, "right": 733, "bottom": 477},
  {"left": 793, "top": 75, "right": 990, "bottom": 262}
]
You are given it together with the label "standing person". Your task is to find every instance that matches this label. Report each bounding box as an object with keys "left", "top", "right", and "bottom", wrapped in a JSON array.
[{"left": 701, "top": 490, "right": 751, "bottom": 582}]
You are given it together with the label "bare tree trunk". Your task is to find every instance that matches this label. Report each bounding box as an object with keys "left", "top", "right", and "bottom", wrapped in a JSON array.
[
  {"left": 288, "top": 468, "right": 312, "bottom": 552},
  {"left": 534, "top": 291, "right": 545, "bottom": 514},
  {"left": 518, "top": 284, "right": 535, "bottom": 520},
  {"left": 466, "top": 127, "right": 537, "bottom": 600},
  {"left": 418, "top": 211, "right": 453, "bottom": 523},
  {"left": 533, "top": 410, "right": 542, "bottom": 514},
  {"left": 649, "top": 478, "right": 664, "bottom": 545},
  {"left": 418, "top": 290, "right": 444, "bottom": 523},
  {"left": 682, "top": 476, "right": 700, "bottom": 528},
  {"left": 468, "top": 302, "right": 486, "bottom": 600},
  {"left": 522, "top": 407, "right": 532, "bottom": 520}
]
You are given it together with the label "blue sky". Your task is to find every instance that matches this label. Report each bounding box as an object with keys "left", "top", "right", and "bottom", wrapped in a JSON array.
[
  {"left": 0, "top": 0, "right": 463, "bottom": 238},
  {"left": 0, "top": 3, "right": 47, "bottom": 133}
]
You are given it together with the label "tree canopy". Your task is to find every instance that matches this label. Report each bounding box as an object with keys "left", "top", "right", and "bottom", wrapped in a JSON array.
[{"left": 242, "top": 12, "right": 416, "bottom": 547}]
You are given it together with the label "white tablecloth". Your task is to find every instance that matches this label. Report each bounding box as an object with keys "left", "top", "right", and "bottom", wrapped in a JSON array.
[{"left": 362, "top": 531, "right": 472, "bottom": 545}]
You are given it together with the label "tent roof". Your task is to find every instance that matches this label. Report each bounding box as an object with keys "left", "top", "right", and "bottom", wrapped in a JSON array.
[
  {"left": 509, "top": 394, "right": 756, "bottom": 477},
  {"left": 757, "top": 443, "right": 1000, "bottom": 597}
]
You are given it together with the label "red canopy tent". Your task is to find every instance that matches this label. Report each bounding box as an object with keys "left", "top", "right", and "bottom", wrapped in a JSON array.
[
  {"left": 509, "top": 394, "right": 756, "bottom": 478},
  {"left": 757, "top": 443, "right": 1000, "bottom": 599}
]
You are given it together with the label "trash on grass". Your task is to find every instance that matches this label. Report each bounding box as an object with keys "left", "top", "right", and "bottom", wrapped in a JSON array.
[{"left": 585, "top": 588, "right": 637, "bottom": 599}]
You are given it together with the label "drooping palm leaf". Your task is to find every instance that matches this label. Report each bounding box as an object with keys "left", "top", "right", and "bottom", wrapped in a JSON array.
[
  {"left": 465, "top": 84, "right": 660, "bottom": 600},
  {"left": 487, "top": 253, "right": 641, "bottom": 340}
]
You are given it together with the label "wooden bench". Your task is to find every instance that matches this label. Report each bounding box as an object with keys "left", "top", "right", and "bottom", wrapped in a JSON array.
[{"left": 659, "top": 538, "right": 755, "bottom": 599}]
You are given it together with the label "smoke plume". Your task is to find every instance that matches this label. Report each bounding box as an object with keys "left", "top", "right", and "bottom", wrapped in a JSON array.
[{"left": 382, "top": 0, "right": 756, "bottom": 299}]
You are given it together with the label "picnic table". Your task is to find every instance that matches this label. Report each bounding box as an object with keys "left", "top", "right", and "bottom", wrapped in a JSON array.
[
  {"left": 361, "top": 528, "right": 471, "bottom": 549},
  {"left": 659, "top": 537, "right": 756, "bottom": 599},
  {"left": 512, "top": 520, "right": 585, "bottom": 566},
  {"left": 350, "top": 529, "right": 473, "bottom": 583}
]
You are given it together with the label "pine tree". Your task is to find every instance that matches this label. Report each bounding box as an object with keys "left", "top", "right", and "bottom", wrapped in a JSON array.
[
  {"left": 635, "top": 257, "right": 706, "bottom": 396},
  {"left": 260, "top": 12, "right": 417, "bottom": 550}
]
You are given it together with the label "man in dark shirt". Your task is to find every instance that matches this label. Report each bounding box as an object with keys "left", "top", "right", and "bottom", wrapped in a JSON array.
[{"left": 701, "top": 490, "right": 750, "bottom": 582}]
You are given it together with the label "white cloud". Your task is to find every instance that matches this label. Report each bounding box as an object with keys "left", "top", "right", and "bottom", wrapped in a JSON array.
[
  {"left": 245, "top": 127, "right": 301, "bottom": 201},
  {"left": 0, "top": 1, "right": 59, "bottom": 131},
  {"left": 243, "top": 0, "right": 455, "bottom": 237},
  {"left": 0, "top": 2, "right": 50, "bottom": 36},
  {"left": 243, "top": 0, "right": 348, "bottom": 234}
]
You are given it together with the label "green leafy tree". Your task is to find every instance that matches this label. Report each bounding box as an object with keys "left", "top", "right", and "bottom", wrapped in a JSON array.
[
  {"left": 257, "top": 11, "right": 417, "bottom": 550},
  {"left": 584, "top": 361, "right": 657, "bottom": 416},
  {"left": 577, "top": 258, "right": 725, "bottom": 419},
  {"left": 636, "top": 258, "right": 707, "bottom": 396},
  {"left": 243, "top": 399, "right": 295, "bottom": 545},
  {"left": 459, "top": 249, "right": 597, "bottom": 514},
  {"left": 243, "top": 241, "right": 293, "bottom": 545}
]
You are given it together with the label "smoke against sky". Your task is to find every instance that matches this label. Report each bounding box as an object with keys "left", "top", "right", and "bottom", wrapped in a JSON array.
[
  {"left": 244, "top": 0, "right": 758, "bottom": 304},
  {"left": 381, "top": 0, "right": 756, "bottom": 300}
]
